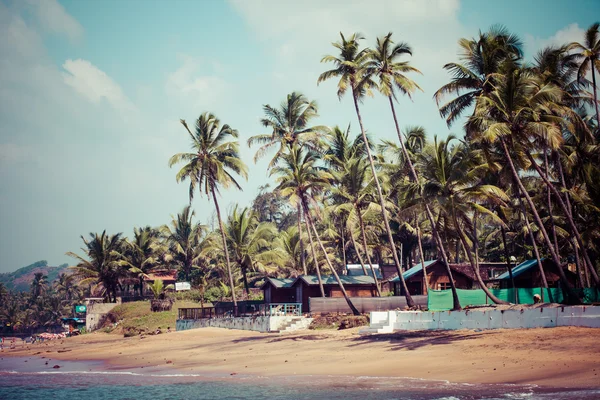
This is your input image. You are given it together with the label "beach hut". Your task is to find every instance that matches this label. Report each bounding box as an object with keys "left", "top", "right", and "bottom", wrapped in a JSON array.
[
  {"left": 290, "top": 275, "right": 379, "bottom": 312},
  {"left": 496, "top": 259, "right": 577, "bottom": 288}
]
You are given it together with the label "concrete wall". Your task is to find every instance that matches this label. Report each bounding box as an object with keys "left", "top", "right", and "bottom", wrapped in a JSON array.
[
  {"left": 309, "top": 295, "right": 428, "bottom": 314},
  {"left": 368, "top": 305, "right": 600, "bottom": 333},
  {"left": 86, "top": 303, "right": 119, "bottom": 331},
  {"left": 176, "top": 315, "right": 309, "bottom": 333}
]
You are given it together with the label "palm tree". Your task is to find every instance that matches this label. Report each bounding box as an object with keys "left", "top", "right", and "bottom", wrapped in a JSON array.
[
  {"left": 170, "top": 112, "right": 248, "bottom": 308},
  {"left": 434, "top": 25, "right": 523, "bottom": 126},
  {"left": 417, "top": 136, "right": 510, "bottom": 304},
  {"left": 467, "top": 67, "right": 582, "bottom": 292},
  {"left": 248, "top": 92, "right": 326, "bottom": 275},
  {"left": 569, "top": 22, "right": 600, "bottom": 134},
  {"left": 318, "top": 32, "right": 415, "bottom": 308},
  {"left": 219, "top": 206, "right": 278, "bottom": 297},
  {"left": 161, "top": 205, "right": 207, "bottom": 283},
  {"left": 54, "top": 273, "right": 80, "bottom": 302},
  {"left": 30, "top": 272, "right": 48, "bottom": 300},
  {"left": 67, "top": 231, "right": 127, "bottom": 303},
  {"left": 271, "top": 145, "right": 360, "bottom": 315},
  {"left": 124, "top": 226, "right": 163, "bottom": 297}
]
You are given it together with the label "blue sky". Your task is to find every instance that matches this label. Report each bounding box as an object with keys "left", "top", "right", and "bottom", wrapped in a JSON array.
[{"left": 1, "top": 0, "right": 599, "bottom": 272}]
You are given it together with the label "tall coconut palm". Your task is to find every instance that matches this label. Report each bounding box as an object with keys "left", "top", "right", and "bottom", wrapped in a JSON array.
[
  {"left": 67, "top": 231, "right": 127, "bottom": 303},
  {"left": 248, "top": 92, "right": 326, "bottom": 275},
  {"left": 271, "top": 145, "right": 360, "bottom": 315},
  {"left": 569, "top": 22, "right": 600, "bottom": 134},
  {"left": 54, "top": 273, "right": 80, "bottom": 302},
  {"left": 318, "top": 32, "right": 415, "bottom": 308},
  {"left": 417, "top": 136, "right": 510, "bottom": 304},
  {"left": 170, "top": 113, "right": 248, "bottom": 307},
  {"left": 434, "top": 25, "right": 523, "bottom": 126},
  {"left": 368, "top": 33, "right": 462, "bottom": 308},
  {"left": 467, "top": 68, "right": 582, "bottom": 293},
  {"left": 30, "top": 272, "right": 48, "bottom": 300},
  {"left": 123, "top": 226, "right": 163, "bottom": 297}
]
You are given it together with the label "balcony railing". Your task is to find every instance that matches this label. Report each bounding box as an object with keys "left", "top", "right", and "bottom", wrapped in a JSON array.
[{"left": 178, "top": 302, "right": 302, "bottom": 320}]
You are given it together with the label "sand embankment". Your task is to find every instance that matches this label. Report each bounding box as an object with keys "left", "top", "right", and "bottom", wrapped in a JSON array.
[{"left": 2, "top": 326, "right": 599, "bottom": 388}]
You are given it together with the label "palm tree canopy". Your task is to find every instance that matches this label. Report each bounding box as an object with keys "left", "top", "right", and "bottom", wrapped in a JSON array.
[{"left": 169, "top": 112, "right": 248, "bottom": 202}]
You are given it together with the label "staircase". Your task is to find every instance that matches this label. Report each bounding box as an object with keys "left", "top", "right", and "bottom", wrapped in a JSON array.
[
  {"left": 272, "top": 317, "right": 313, "bottom": 333},
  {"left": 359, "top": 312, "right": 395, "bottom": 334}
]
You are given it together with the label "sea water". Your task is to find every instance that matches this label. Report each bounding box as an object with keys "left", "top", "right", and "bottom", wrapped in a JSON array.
[{"left": 1, "top": 357, "right": 599, "bottom": 400}]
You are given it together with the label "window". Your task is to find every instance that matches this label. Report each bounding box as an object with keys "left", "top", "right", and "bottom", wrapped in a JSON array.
[{"left": 438, "top": 282, "right": 452, "bottom": 290}]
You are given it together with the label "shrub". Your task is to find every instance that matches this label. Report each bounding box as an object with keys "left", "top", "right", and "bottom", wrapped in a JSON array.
[{"left": 308, "top": 314, "right": 369, "bottom": 330}]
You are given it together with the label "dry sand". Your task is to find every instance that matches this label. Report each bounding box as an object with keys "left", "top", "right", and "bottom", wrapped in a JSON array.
[{"left": 2, "top": 326, "right": 600, "bottom": 388}]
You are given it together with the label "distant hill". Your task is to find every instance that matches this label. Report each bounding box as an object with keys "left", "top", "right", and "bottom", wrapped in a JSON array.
[{"left": 0, "top": 260, "right": 70, "bottom": 292}]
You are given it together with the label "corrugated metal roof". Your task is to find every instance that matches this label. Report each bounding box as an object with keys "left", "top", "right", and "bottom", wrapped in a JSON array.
[
  {"left": 346, "top": 264, "right": 383, "bottom": 278},
  {"left": 262, "top": 277, "right": 295, "bottom": 289},
  {"left": 390, "top": 260, "right": 438, "bottom": 282},
  {"left": 295, "top": 275, "right": 376, "bottom": 286},
  {"left": 496, "top": 259, "right": 542, "bottom": 280}
]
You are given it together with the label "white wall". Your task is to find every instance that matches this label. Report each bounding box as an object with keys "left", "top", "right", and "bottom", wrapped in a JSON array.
[
  {"left": 176, "top": 316, "right": 312, "bottom": 333},
  {"left": 368, "top": 305, "right": 600, "bottom": 332}
]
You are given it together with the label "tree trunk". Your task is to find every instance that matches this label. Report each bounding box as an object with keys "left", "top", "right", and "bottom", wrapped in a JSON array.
[
  {"left": 417, "top": 227, "right": 429, "bottom": 295},
  {"left": 356, "top": 207, "right": 381, "bottom": 296},
  {"left": 241, "top": 263, "right": 250, "bottom": 297},
  {"left": 450, "top": 200, "right": 509, "bottom": 304},
  {"left": 353, "top": 93, "right": 414, "bottom": 307},
  {"left": 303, "top": 201, "right": 360, "bottom": 315},
  {"left": 349, "top": 226, "right": 369, "bottom": 275},
  {"left": 211, "top": 187, "right": 237, "bottom": 308},
  {"left": 525, "top": 151, "right": 599, "bottom": 286},
  {"left": 516, "top": 176, "right": 549, "bottom": 289},
  {"left": 297, "top": 202, "right": 307, "bottom": 275},
  {"left": 500, "top": 139, "right": 574, "bottom": 293},
  {"left": 500, "top": 226, "right": 518, "bottom": 302},
  {"left": 341, "top": 219, "right": 347, "bottom": 269},
  {"left": 572, "top": 238, "right": 585, "bottom": 288},
  {"left": 544, "top": 152, "right": 560, "bottom": 255},
  {"left": 350, "top": 227, "right": 381, "bottom": 296},
  {"left": 303, "top": 211, "right": 325, "bottom": 297},
  {"left": 591, "top": 65, "right": 600, "bottom": 137},
  {"left": 387, "top": 95, "right": 460, "bottom": 310}
]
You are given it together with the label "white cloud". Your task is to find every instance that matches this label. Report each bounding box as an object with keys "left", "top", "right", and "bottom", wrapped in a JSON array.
[
  {"left": 524, "top": 23, "right": 585, "bottom": 57},
  {"left": 62, "top": 59, "right": 135, "bottom": 112},
  {"left": 23, "top": 0, "right": 84, "bottom": 43},
  {"left": 165, "top": 55, "right": 230, "bottom": 108}
]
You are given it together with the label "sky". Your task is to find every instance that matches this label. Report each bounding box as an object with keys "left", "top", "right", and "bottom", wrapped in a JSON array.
[{"left": 1, "top": 0, "right": 599, "bottom": 273}]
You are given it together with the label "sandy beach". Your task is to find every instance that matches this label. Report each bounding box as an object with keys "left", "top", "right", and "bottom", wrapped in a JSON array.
[{"left": 2, "top": 326, "right": 599, "bottom": 388}]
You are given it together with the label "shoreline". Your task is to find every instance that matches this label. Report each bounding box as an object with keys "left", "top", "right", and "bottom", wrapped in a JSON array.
[{"left": 2, "top": 326, "right": 600, "bottom": 389}]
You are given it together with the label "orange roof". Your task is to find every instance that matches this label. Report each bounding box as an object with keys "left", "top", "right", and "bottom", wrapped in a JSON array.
[{"left": 144, "top": 271, "right": 177, "bottom": 282}]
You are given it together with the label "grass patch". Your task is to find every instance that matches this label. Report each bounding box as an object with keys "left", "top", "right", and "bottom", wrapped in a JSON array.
[
  {"left": 99, "top": 300, "right": 203, "bottom": 337},
  {"left": 308, "top": 314, "right": 369, "bottom": 330}
]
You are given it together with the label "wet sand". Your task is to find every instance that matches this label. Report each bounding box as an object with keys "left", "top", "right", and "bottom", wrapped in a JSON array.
[{"left": 2, "top": 326, "right": 600, "bottom": 388}]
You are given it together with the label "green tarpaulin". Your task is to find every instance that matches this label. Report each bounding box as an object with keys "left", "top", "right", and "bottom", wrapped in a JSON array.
[{"left": 427, "top": 287, "right": 599, "bottom": 311}]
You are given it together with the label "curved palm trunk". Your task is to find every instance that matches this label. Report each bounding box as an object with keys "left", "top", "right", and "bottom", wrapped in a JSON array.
[
  {"left": 521, "top": 199, "right": 549, "bottom": 289},
  {"left": 416, "top": 227, "right": 429, "bottom": 295},
  {"left": 304, "top": 215, "right": 325, "bottom": 297},
  {"left": 349, "top": 226, "right": 369, "bottom": 275},
  {"left": 450, "top": 201, "right": 508, "bottom": 304},
  {"left": 525, "top": 151, "right": 599, "bottom": 286},
  {"left": 544, "top": 153, "right": 560, "bottom": 255},
  {"left": 297, "top": 202, "right": 307, "bottom": 275},
  {"left": 571, "top": 237, "right": 586, "bottom": 288},
  {"left": 387, "top": 96, "right": 460, "bottom": 310},
  {"left": 500, "top": 226, "right": 518, "bottom": 302},
  {"left": 240, "top": 263, "right": 250, "bottom": 298},
  {"left": 591, "top": 67, "right": 600, "bottom": 136},
  {"left": 211, "top": 187, "right": 237, "bottom": 308},
  {"left": 352, "top": 93, "right": 414, "bottom": 308},
  {"left": 356, "top": 208, "right": 381, "bottom": 296},
  {"left": 303, "top": 201, "right": 360, "bottom": 316},
  {"left": 501, "top": 139, "right": 567, "bottom": 292}
]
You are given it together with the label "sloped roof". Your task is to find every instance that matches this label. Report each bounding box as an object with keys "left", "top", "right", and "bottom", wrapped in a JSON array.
[
  {"left": 346, "top": 264, "right": 383, "bottom": 279},
  {"left": 294, "top": 274, "right": 376, "bottom": 286},
  {"left": 496, "top": 259, "right": 543, "bottom": 280},
  {"left": 144, "top": 270, "right": 177, "bottom": 281},
  {"left": 390, "top": 260, "right": 438, "bottom": 282},
  {"left": 260, "top": 277, "right": 295, "bottom": 289}
]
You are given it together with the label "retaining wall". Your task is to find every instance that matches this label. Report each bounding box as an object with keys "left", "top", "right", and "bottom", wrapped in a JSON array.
[
  {"left": 86, "top": 303, "right": 119, "bottom": 331},
  {"left": 176, "top": 315, "right": 308, "bottom": 333},
  {"left": 367, "top": 305, "right": 600, "bottom": 332},
  {"left": 309, "top": 295, "right": 428, "bottom": 314}
]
